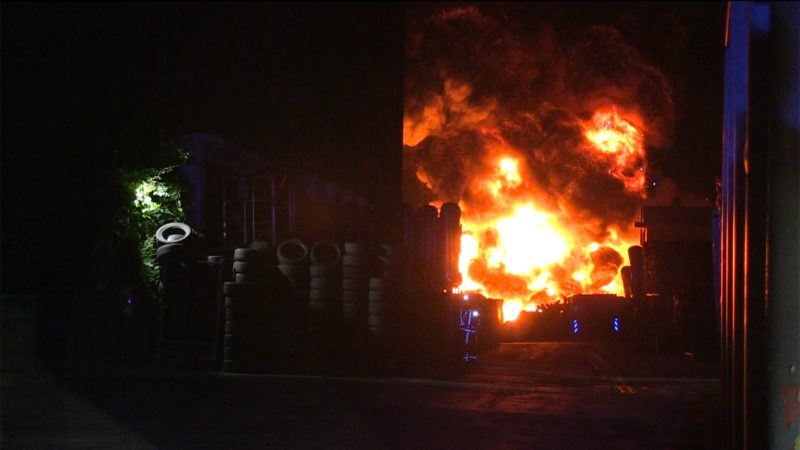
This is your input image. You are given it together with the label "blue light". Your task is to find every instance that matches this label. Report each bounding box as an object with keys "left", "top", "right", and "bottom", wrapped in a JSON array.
[
  {"left": 127, "top": 298, "right": 133, "bottom": 305},
  {"left": 572, "top": 319, "right": 579, "bottom": 335},
  {"left": 613, "top": 316, "right": 620, "bottom": 333}
]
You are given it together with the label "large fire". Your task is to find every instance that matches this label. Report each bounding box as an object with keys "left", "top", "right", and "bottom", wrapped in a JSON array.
[
  {"left": 409, "top": 110, "right": 644, "bottom": 321},
  {"left": 403, "top": 6, "right": 672, "bottom": 321},
  {"left": 453, "top": 114, "right": 641, "bottom": 320}
]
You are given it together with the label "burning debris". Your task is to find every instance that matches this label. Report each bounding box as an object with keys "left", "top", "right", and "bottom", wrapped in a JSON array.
[{"left": 403, "top": 5, "right": 676, "bottom": 320}]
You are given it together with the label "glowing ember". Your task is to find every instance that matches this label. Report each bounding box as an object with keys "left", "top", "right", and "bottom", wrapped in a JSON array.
[{"left": 584, "top": 110, "right": 647, "bottom": 195}]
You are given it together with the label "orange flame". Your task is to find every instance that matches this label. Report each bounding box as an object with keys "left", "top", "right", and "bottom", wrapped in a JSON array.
[
  {"left": 584, "top": 110, "right": 647, "bottom": 195},
  {"left": 455, "top": 147, "right": 638, "bottom": 322},
  {"left": 405, "top": 100, "right": 644, "bottom": 321}
]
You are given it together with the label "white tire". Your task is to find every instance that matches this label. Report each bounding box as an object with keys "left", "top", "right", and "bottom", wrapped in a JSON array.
[
  {"left": 277, "top": 238, "right": 309, "bottom": 264},
  {"left": 155, "top": 222, "right": 193, "bottom": 245},
  {"left": 310, "top": 240, "right": 342, "bottom": 266},
  {"left": 310, "top": 277, "right": 335, "bottom": 290},
  {"left": 310, "top": 264, "right": 335, "bottom": 277},
  {"left": 344, "top": 242, "right": 364, "bottom": 255},
  {"left": 368, "top": 277, "right": 386, "bottom": 290}
]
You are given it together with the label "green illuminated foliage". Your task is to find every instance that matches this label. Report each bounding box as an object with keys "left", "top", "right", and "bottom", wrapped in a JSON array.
[{"left": 121, "top": 165, "right": 186, "bottom": 288}]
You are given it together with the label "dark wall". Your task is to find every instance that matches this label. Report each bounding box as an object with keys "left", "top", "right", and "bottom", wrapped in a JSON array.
[
  {"left": 721, "top": 2, "right": 800, "bottom": 448},
  {"left": 1, "top": 3, "right": 405, "bottom": 293}
]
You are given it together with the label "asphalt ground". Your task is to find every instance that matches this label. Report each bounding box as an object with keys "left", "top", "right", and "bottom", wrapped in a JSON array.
[{"left": 2, "top": 340, "right": 720, "bottom": 450}]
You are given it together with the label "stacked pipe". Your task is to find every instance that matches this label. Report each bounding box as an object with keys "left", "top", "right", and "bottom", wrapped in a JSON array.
[{"left": 341, "top": 241, "right": 367, "bottom": 328}]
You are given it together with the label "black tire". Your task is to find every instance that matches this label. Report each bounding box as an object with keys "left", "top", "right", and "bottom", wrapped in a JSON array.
[
  {"left": 368, "top": 277, "right": 386, "bottom": 290},
  {"left": 377, "top": 244, "right": 395, "bottom": 258},
  {"left": 373, "top": 257, "right": 392, "bottom": 278},
  {"left": 277, "top": 238, "right": 309, "bottom": 265},
  {"left": 278, "top": 264, "right": 304, "bottom": 277},
  {"left": 342, "top": 303, "right": 361, "bottom": 318},
  {"left": 368, "top": 289, "right": 386, "bottom": 302},
  {"left": 344, "top": 242, "right": 363, "bottom": 255},
  {"left": 235, "top": 273, "right": 255, "bottom": 284},
  {"left": 155, "top": 222, "right": 193, "bottom": 245},
  {"left": 156, "top": 243, "right": 185, "bottom": 260},
  {"left": 342, "top": 279, "right": 360, "bottom": 291},
  {"left": 223, "top": 282, "right": 242, "bottom": 296},
  {"left": 310, "top": 240, "right": 342, "bottom": 266},
  {"left": 309, "top": 288, "right": 335, "bottom": 301},
  {"left": 223, "top": 282, "right": 258, "bottom": 297},
  {"left": 233, "top": 248, "right": 252, "bottom": 262},
  {"left": 226, "top": 293, "right": 261, "bottom": 306},
  {"left": 309, "top": 301, "right": 335, "bottom": 314},
  {"left": 286, "top": 276, "right": 308, "bottom": 289},
  {"left": 310, "top": 277, "right": 336, "bottom": 290},
  {"left": 310, "top": 264, "right": 335, "bottom": 278},
  {"left": 368, "top": 314, "right": 386, "bottom": 327},
  {"left": 342, "top": 290, "right": 360, "bottom": 303},
  {"left": 247, "top": 240, "right": 272, "bottom": 252},
  {"left": 368, "top": 301, "right": 388, "bottom": 316},
  {"left": 232, "top": 261, "right": 250, "bottom": 274},
  {"left": 235, "top": 247, "right": 270, "bottom": 264},
  {"left": 342, "top": 254, "right": 363, "bottom": 267},
  {"left": 342, "top": 266, "right": 362, "bottom": 279},
  {"left": 228, "top": 318, "right": 263, "bottom": 336}
]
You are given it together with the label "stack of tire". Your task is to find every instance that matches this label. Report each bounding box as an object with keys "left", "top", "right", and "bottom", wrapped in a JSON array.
[
  {"left": 276, "top": 239, "right": 311, "bottom": 321},
  {"left": 221, "top": 241, "right": 273, "bottom": 373},
  {"left": 154, "top": 222, "right": 195, "bottom": 362},
  {"left": 155, "top": 222, "right": 195, "bottom": 285},
  {"left": 368, "top": 244, "right": 396, "bottom": 341},
  {"left": 221, "top": 281, "right": 263, "bottom": 373},
  {"left": 232, "top": 243, "right": 271, "bottom": 285},
  {"left": 341, "top": 242, "right": 368, "bottom": 329},
  {"left": 308, "top": 240, "right": 342, "bottom": 325}
]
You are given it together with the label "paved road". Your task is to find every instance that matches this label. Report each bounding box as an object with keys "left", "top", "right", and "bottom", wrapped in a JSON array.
[{"left": 2, "top": 342, "right": 720, "bottom": 449}]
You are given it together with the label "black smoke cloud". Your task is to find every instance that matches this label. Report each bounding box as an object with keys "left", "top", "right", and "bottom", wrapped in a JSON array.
[{"left": 403, "top": 5, "right": 675, "bottom": 231}]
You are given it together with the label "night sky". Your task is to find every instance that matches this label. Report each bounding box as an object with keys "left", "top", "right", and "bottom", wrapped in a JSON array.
[{"left": 1, "top": 2, "right": 726, "bottom": 292}]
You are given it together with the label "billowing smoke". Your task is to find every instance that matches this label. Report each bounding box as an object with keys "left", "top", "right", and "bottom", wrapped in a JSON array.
[{"left": 403, "top": 5, "right": 676, "bottom": 304}]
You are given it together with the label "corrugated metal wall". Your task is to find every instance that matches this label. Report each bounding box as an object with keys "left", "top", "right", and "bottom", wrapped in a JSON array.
[{"left": 721, "top": 2, "right": 800, "bottom": 448}]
